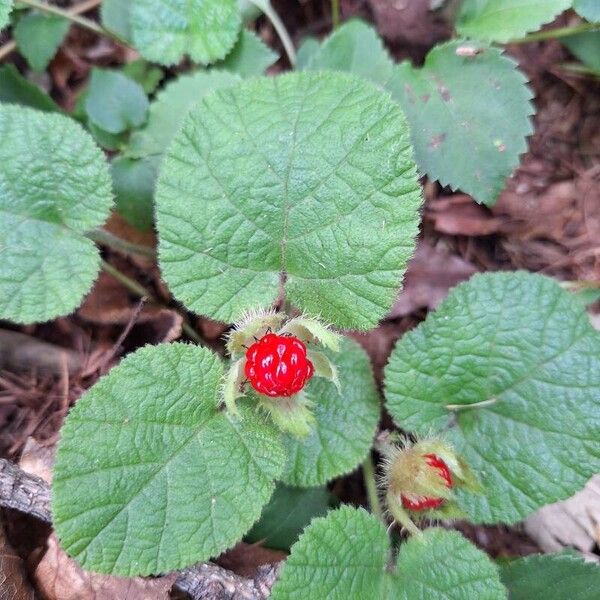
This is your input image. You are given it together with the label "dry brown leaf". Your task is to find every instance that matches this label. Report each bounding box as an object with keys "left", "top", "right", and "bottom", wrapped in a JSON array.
[
  {"left": 426, "top": 195, "right": 503, "bottom": 236},
  {"left": 0, "top": 521, "right": 36, "bottom": 600},
  {"left": 78, "top": 272, "right": 182, "bottom": 344},
  {"left": 389, "top": 240, "right": 478, "bottom": 318},
  {"left": 524, "top": 475, "right": 600, "bottom": 563},
  {"left": 216, "top": 543, "right": 285, "bottom": 579},
  {"left": 18, "top": 438, "right": 55, "bottom": 485},
  {"left": 34, "top": 535, "right": 177, "bottom": 600}
]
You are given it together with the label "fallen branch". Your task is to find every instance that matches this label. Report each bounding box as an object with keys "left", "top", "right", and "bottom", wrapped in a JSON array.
[{"left": 0, "top": 459, "right": 281, "bottom": 599}]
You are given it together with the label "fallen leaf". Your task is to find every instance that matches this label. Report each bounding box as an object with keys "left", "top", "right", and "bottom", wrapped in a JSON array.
[
  {"left": 34, "top": 535, "right": 177, "bottom": 600},
  {"left": 389, "top": 240, "right": 478, "bottom": 317},
  {"left": 19, "top": 437, "right": 55, "bottom": 484},
  {"left": 426, "top": 194, "right": 503, "bottom": 236},
  {"left": 0, "top": 520, "right": 36, "bottom": 600},
  {"left": 216, "top": 543, "right": 285, "bottom": 578},
  {"left": 524, "top": 475, "right": 600, "bottom": 563}
]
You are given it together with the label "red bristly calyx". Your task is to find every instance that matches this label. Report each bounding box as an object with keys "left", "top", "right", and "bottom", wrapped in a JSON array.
[
  {"left": 245, "top": 333, "right": 314, "bottom": 398},
  {"left": 401, "top": 453, "right": 453, "bottom": 511}
]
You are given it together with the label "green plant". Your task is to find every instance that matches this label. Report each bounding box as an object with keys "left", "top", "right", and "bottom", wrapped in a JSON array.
[{"left": 1, "top": 1, "right": 599, "bottom": 597}]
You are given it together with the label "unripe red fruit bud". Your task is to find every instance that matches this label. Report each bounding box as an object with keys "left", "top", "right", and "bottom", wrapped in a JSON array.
[
  {"left": 245, "top": 333, "right": 314, "bottom": 398},
  {"left": 400, "top": 454, "right": 453, "bottom": 511}
]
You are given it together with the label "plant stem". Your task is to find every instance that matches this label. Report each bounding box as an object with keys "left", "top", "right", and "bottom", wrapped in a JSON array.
[
  {"left": 87, "top": 229, "right": 156, "bottom": 259},
  {"left": 446, "top": 397, "right": 498, "bottom": 411},
  {"left": 249, "top": 0, "right": 296, "bottom": 66},
  {"left": 331, "top": 0, "right": 340, "bottom": 29},
  {"left": 362, "top": 454, "right": 384, "bottom": 522},
  {"left": 100, "top": 260, "right": 206, "bottom": 346},
  {"left": 15, "top": 0, "right": 128, "bottom": 45},
  {"left": 101, "top": 259, "right": 154, "bottom": 300},
  {"left": 510, "top": 21, "right": 600, "bottom": 44}
]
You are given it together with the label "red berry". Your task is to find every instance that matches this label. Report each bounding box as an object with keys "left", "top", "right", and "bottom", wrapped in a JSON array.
[
  {"left": 244, "top": 333, "right": 314, "bottom": 398},
  {"left": 401, "top": 453, "right": 453, "bottom": 512}
]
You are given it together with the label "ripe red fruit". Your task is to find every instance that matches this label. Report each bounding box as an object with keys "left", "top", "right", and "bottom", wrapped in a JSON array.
[
  {"left": 245, "top": 333, "right": 314, "bottom": 398},
  {"left": 401, "top": 453, "right": 453, "bottom": 511}
]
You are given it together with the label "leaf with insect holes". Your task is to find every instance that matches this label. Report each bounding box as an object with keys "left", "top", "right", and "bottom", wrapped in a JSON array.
[
  {"left": 0, "top": 105, "right": 113, "bottom": 324},
  {"left": 271, "top": 506, "right": 507, "bottom": 599},
  {"left": 281, "top": 338, "right": 379, "bottom": 486},
  {"left": 130, "top": 0, "right": 241, "bottom": 66},
  {"left": 387, "top": 40, "right": 534, "bottom": 205},
  {"left": 155, "top": 71, "right": 422, "bottom": 329},
  {"left": 216, "top": 29, "right": 278, "bottom": 76},
  {"left": 456, "top": 0, "right": 572, "bottom": 43},
  {"left": 0, "top": 0, "right": 12, "bottom": 30},
  {"left": 14, "top": 12, "right": 70, "bottom": 72},
  {"left": 500, "top": 552, "right": 600, "bottom": 599},
  {"left": 52, "top": 343, "right": 286, "bottom": 576},
  {"left": 574, "top": 0, "right": 600, "bottom": 21},
  {"left": 385, "top": 272, "right": 600, "bottom": 525},
  {"left": 299, "top": 19, "right": 394, "bottom": 87}
]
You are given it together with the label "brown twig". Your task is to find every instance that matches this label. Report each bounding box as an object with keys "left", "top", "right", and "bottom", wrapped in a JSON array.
[{"left": 0, "top": 459, "right": 281, "bottom": 599}]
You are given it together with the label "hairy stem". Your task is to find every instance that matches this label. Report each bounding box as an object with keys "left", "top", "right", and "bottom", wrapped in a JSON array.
[
  {"left": 87, "top": 229, "right": 156, "bottom": 258},
  {"left": 362, "top": 453, "right": 385, "bottom": 522},
  {"left": 100, "top": 260, "right": 205, "bottom": 346},
  {"left": 510, "top": 21, "right": 600, "bottom": 44},
  {"left": 15, "top": 0, "right": 128, "bottom": 45},
  {"left": 331, "top": 0, "right": 340, "bottom": 28},
  {"left": 249, "top": 0, "right": 296, "bottom": 66}
]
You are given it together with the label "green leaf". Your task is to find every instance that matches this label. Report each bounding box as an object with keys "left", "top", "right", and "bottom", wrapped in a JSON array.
[
  {"left": 384, "top": 271, "right": 600, "bottom": 524},
  {"left": 216, "top": 29, "right": 278, "bottom": 76},
  {"left": 101, "top": 0, "right": 131, "bottom": 41},
  {"left": 300, "top": 19, "right": 394, "bottom": 86},
  {"left": 281, "top": 338, "right": 379, "bottom": 486},
  {"left": 88, "top": 121, "right": 128, "bottom": 151},
  {"left": 563, "top": 31, "right": 600, "bottom": 73},
  {"left": 0, "top": 65, "right": 60, "bottom": 111},
  {"left": 387, "top": 40, "right": 534, "bottom": 205},
  {"left": 128, "top": 70, "right": 240, "bottom": 158},
  {"left": 500, "top": 552, "right": 600, "bottom": 599},
  {"left": 155, "top": 71, "right": 422, "bottom": 329},
  {"left": 271, "top": 507, "right": 507, "bottom": 599},
  {"left": 0, "top": 105, "right": 112, "bottom": 324},
  {"left": 111, "top": 155, "right": 158, "bottom": 231},
  {"left": 85, "top": 69, "right": 149, "bottom": 135},
  {"left": 246, "top": 484, "right": 332, "bottom": 550},
  {"left": 0, "top": 0, "right": 12, "bottom": 30},
  {"left": 456, "top": 0, "right": 572, "bottom": 42},
  {"left": 296, "top": 37, "right": 320, "bottom": 69},
  {"left": 121, "top": 59, "right": 164, "bottom": 94},
  {"left": 52, "top": 343, "right": 286, "bottom": 576},
  {"left": 130, "top": 0, "right": 242, "bottom": 66},
  {"left": 574, "top": 0, "right": 600, "bottom": 21},
  {"left": 14, "top": 12, "right": 70, "bottom": 72}
]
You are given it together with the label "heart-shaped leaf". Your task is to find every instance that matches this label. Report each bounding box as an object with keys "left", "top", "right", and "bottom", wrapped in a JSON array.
[
  {"left": 385, "top": 272, "right": 600, "bottom": 524},
  {"left": 456, "top": 0, "right": 572, "bottom": 43},
  {"left": 271, "top": 506, "right": 507, "bottom": 599},
  {"left": 155, "top": 71, "right": 422, "bottom": 329},
  {"left": 0, "top": 105, "right": 112, "bottom": 324},
  {"left": 53, "top": 343, "right": 286, "bottom": 576},
  {"left": 281, "top": 338, "right": 380, "bottom": 486},
  {"left": 130, "top": 0, "right": 241, "bottom": 66},
  {"left": 500, "top": 552, "right": 600, "bottom": 599},
  {"left": 387, "top": 40, "right": 534, "bottom": 205}
]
